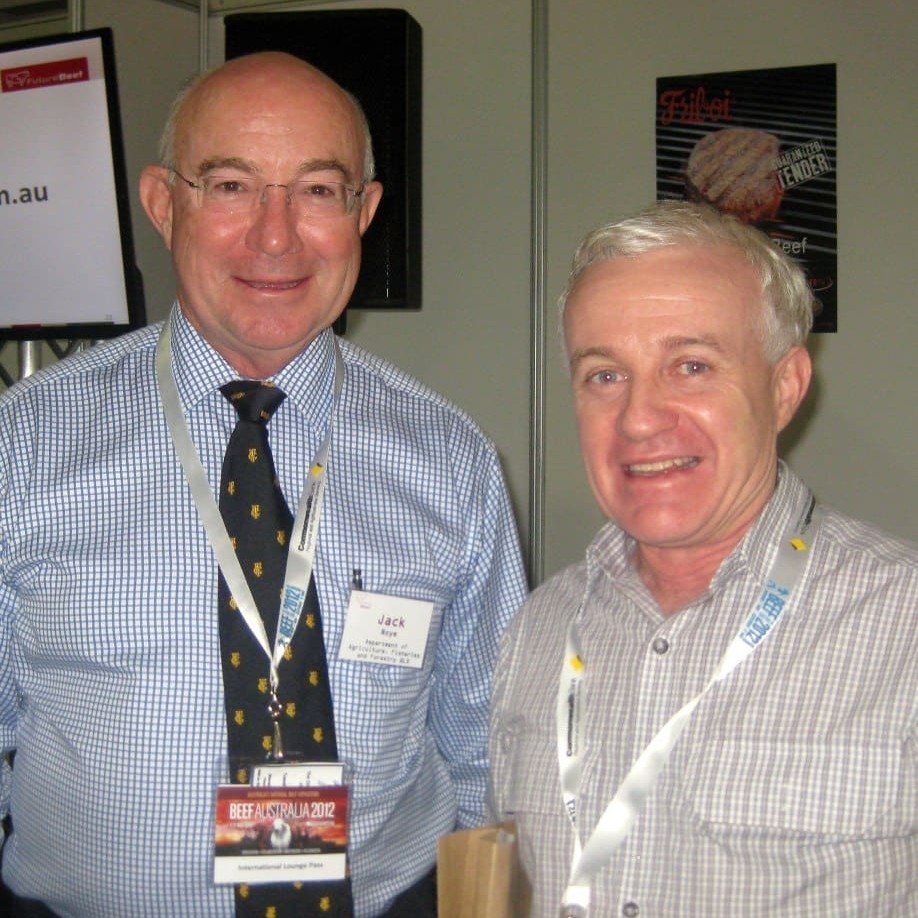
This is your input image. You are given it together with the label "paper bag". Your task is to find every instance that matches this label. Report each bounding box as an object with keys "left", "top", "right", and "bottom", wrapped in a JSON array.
[{"left": 437, "top": 821, "right": 531, "bottom": 918}]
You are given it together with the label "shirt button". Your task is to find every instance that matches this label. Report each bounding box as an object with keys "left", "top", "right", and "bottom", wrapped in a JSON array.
[
  {"left": 622, "top": 903, "right": 640, "bottom": 917},
  {"left": 652, "top": 636, "right": 670, "bottom": 655}
]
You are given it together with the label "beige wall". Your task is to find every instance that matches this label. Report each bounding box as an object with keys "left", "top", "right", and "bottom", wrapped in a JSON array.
[
  {"left": 543, "top": 0, "right": 917, "bottom": 573},
  {"left": 86, "top": 0, "right": 200, "bottom": 328},
  {"left": 2, "top": 0, "right": 914, "bottom": 582}
]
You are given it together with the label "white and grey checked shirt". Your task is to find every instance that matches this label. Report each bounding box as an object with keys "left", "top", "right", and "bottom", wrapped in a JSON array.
[
  {"left": 490, "top": 465, "right": 916, "bottom": 917},
  {"left": 0, "top": 307, "right": 528, "bottom": 917}
]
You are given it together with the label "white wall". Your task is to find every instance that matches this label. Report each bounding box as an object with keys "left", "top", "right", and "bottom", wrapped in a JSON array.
[{"left": 3, "top": 0, "right": 914, "bottom": 582}]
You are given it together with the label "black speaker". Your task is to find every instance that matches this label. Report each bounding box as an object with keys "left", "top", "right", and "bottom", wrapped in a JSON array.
[{"left": 225, "top": 10, "right": 422, "bottom": 313}]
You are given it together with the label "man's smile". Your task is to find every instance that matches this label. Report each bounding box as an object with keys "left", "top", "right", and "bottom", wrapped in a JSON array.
[
  {"left": 624, "top": 456, "right": 700, "bottom": 476},
  {"left": 239, "top": 277, "right": 305, "bottom": 290}
]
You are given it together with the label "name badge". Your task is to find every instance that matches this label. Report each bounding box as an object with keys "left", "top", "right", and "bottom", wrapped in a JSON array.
[
  {"left": 338, "top": 590, "right": 434, "bottom": 668},
  {"left": 214, "top": 783, "right": 348, "bottom": 885},
  {"left": 251, "top": 762, "right": 344, "bottom": 788}
]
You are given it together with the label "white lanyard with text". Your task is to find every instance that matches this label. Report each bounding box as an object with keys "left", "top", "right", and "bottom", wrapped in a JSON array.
[
  {"left": 556, "top": 493, "right": 823, "bottom": 918},
  {"left": 155, "top": 321, "right": 343, "bottom": 705}
]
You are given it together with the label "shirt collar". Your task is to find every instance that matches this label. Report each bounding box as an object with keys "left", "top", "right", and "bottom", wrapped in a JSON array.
[
  {"left": 167, "top": 304, "right": 338, "bottom": 427},
  {"left": 273, "top": 328, "right": 338, "bottom": 431},
  {"left": 723, "top": 460, "right": 811, "bottom": 586}
]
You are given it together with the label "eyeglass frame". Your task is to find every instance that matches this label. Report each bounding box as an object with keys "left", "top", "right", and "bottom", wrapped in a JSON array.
[{"left": 168, "top": 167, "right": 367, "bottom": 218}]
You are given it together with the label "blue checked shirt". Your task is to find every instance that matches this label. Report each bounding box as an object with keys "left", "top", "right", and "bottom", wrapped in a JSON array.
[{"left": 0, "top": 307, "right": 528, "bottom": 917}]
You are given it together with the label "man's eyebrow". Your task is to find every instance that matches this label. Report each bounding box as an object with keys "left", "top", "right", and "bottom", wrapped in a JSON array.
[
  {"left": 193, "top": 158, "right": 353, "bottom": 180},
  {"left": 659, "top": 334, "right": 725, "bottom": 353},
  {"left": 568, "top": 336, "right": 725, "bottom": 369},
  {"left": 196, "top": 156, "right": 258, "bottom": 175},
  {"left": 296, "top": 159, "right": 352, "bottom": 180},
  {"left": 568, "top": 345, "right": 618, "bottom": 369}
]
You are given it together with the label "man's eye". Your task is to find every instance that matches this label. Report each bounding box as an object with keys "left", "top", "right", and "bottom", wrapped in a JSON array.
[
  {"left": 298, "top": 182, "right": 343, "bottom": 201},
  {"left": 587, "top": 369, "right": 622, "bottom": 385},
  {"left": 678, "top": 360, "right": 709, "bottom": 376},
  {"left": 209, "top": 178, "right": 250, "bottom": 197}
]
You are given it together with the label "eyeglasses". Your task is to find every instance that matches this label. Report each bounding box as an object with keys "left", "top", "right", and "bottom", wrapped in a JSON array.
[{"left": 170, "top": 169, "right": 365, "bottom": 218}]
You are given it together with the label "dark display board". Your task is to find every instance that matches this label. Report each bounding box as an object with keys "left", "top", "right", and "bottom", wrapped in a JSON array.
[
  {"left": 657, "top": 64, "right": 837, "bottom": 332},
  {"left": 226, "top": 9, "right": 422, "bottom": 312}
]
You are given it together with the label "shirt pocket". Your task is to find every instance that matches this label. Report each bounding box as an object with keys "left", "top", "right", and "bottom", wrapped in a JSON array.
[
  {"left": 490, "top": 720, "right": 573, "bottom": 911},
  {"left": 680, "top": 738, "right": 903, "bottom": 839},
  {"left": 495, "top": 721, "right": 567, "bottom": 869}
]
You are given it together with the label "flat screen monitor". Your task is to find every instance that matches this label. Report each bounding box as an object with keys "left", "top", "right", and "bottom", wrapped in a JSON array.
[{"left": 0, "top": 27, "right": 144, "bottom": 340}]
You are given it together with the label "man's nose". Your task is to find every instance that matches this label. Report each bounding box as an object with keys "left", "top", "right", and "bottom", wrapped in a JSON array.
[
  {"left": 245, "top": 185, "right": 303, "bottom": 256},
  {"left": 616, "top": 375, "right": 678, "bottom": 440}
]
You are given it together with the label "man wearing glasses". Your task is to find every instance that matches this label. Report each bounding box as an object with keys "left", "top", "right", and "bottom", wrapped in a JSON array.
[{"left": 0, "top": 52, "right": 527, "bottom": 917}]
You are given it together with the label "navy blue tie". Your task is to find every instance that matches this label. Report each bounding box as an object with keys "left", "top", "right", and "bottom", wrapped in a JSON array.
[{"left": 218, "top": 380, "right": 351, "bottom": 917}]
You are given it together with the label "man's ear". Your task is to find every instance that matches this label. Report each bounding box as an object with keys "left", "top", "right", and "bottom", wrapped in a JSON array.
[
  {"left": 773, "top": 345, "right": 813, "bottom": 433},
  {"left": 357, "top": 180, "right": 383, "bottom": 236},
  {"left": 139, "top": 166, "right": 174, "bottom": 251}
]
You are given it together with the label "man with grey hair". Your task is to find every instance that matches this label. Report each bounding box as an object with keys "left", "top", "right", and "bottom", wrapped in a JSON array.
[
  {"left": 0, "top": 52, "right": 527, "bottom": 917},
  {"left": 489, "top": 201, "right": 916, "bottom": 917}
]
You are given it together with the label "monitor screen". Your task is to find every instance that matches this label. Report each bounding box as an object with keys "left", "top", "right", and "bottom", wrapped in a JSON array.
[{"left": 0, "top": 27, "right": 144, "bottom": 340}]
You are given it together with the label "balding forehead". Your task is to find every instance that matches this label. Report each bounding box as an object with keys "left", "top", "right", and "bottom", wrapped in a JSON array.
[
  {"left": 201, "top": 52, "right": 345, "bottom": 103},
  {"left": 175, "top": 55, "right": 358, "bottom": 142}
]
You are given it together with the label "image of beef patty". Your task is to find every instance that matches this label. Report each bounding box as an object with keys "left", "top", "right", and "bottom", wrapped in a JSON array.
[{"left": 685, "top": 127, "right": 783, "bottom": 223}]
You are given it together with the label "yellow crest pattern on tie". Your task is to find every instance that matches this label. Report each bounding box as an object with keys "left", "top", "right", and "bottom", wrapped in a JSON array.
[{"left": 217, "top": 379, "right": 349, "bottom": 916}]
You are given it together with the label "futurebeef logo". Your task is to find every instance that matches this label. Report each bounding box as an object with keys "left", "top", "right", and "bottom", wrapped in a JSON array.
[{"left": 1, "top": 57, "right": 88, "bottom": 93}]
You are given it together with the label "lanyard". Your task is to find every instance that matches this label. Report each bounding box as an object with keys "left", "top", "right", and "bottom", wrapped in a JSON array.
[
  {"left": 556, "top": 493, "right": 823, "bottom": 918},
  {"left": 155, "top": 321, "right": 343, "bottom": 698}
]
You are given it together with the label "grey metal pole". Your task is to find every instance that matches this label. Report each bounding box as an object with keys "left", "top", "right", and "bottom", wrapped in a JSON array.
[{"left": 528, "top": 0, "right": 548, "bottom": 587}]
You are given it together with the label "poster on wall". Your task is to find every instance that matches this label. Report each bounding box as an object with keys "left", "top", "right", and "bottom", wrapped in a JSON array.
[{"left": 656, "top": 63, "right": 837, "bottom": 333}]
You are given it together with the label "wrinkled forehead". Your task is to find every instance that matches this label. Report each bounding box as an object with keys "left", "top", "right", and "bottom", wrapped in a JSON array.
[{"left": 563, "top": 245, "right": 766, "bottom": 333}]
